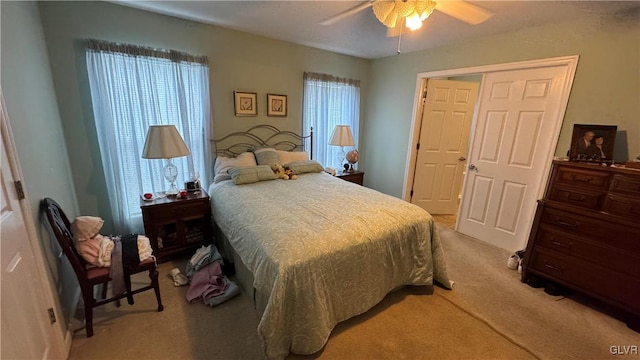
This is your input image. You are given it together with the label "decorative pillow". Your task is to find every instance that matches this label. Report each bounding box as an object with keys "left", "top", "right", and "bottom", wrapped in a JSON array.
[
  {"left": 277, "top": 150, "right": 309, "bottom": 165},
  {"left": 213, "top": 152, "right": 257, "bottom": 183},
  {"left": 254, "top": 148, "right": 280, "bottom": 166},
  {"left": 229, "top": 165, "right": 277, "bottom": 185},
  {"left": 285, "top": 160, "right": 325, "bottom": 174}
]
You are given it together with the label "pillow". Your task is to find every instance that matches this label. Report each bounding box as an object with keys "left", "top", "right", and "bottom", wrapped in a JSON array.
[
  {"left": 254, "top": 147, "right": 280, "bottom": 166},
  {"left": 213, "top": 152, "right": 257, "bottom": 183},
  {"left": 277, "top": 150, "right": 309, "bottom": 165},
  {"left": 285, "top": 160, "right": 325, "bottom": 174},
  {"left": 229, "top": 165, "right": 277, "bottom": 185}
]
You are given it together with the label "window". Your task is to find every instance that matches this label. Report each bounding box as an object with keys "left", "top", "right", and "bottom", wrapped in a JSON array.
[
  {"left": 86, "top": 40, "right": 211, "bottom": 234},
  {"left": 302, "top": 72, "right": 360, "bottom": 170}
]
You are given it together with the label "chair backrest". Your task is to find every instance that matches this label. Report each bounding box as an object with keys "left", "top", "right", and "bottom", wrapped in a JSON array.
[{"left": 41, "top": 198, "right": 88, "bottom": 278}]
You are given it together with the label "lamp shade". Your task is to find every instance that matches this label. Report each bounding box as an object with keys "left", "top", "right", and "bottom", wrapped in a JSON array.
[
  {"left": 329, "top": 125, "right": 355, "bottom": 147},
  {"left": 142, "top": 125, "right": 191, "bottom": 159}
]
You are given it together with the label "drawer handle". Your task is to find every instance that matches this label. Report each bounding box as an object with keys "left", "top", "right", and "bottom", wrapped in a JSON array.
[
  {"left": 551, "top": 240, "right": 574, "bottom": 249},
  {"left": 543, "top": 261, "right": 565, "bottom": 273},
  {"left": 555, "top": 220, "right": 579, "bottom": 228},
  {"left": 564, "top": 193, "right": 586, "bottom": 202},
  {"left": 570, "top": 174, "right": 593, "bottom": 183}
]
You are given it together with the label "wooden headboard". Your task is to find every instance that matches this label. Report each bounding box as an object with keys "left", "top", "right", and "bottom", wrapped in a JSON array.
[{"left": 210, "top": 124, "right": 313, "bottom": 158}]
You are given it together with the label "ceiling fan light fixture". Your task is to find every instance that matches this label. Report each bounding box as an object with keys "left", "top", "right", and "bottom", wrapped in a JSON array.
[
  {"left": 393, "top": 0, "right": 416, "bottom": 17},
  {"left": 406, "top": 12, "right": 423, "bottom": 30},
  {"left": 373, "top": 1, "right": 395, "bottom": 25},
  {"left": 383, "top": 11, "right": 399, "bottom": 28}
]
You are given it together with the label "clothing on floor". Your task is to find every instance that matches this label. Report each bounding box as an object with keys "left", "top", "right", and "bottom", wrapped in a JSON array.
[
  {"left": 185, "top": 245, "right": 240, "bottom": 307},
  {"left": 185, "top": 244, "right": 222, "bottom": 279}
]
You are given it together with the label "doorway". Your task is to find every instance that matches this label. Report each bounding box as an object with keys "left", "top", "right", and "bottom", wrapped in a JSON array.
[{"left": 403, "top": 56, "right": 579, "bottom": 251}]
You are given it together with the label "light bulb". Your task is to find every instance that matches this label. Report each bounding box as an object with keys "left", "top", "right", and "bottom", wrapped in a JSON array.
[{"left": 406, "top": 12, "right": 423, "bottom": 30}]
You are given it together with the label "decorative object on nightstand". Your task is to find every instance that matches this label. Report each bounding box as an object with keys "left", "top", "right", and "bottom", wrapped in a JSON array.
[
  {"left": 329, "top": 125, "right": 355, "bottom": 169},
  {"left": 142, "top": 125, "right": 191, "bottom": 196},
  {"left": 345, "top": 149, "right": 359, "bottom": 173}
]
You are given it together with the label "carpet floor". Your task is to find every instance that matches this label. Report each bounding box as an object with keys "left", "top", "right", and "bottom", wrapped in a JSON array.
[{"left": 67, "top": 219, "right": 640, "bottom": 359}]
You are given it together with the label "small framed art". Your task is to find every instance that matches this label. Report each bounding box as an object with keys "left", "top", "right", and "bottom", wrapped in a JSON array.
[
  {"left": 234, "top": 91, "right": 257, "bottom": 116},
  {"left": 267, "top": 94, "right": 287, "bottom": 117},
  {"left": 569, "top": 124, "right": 617, "bottom": 163}
]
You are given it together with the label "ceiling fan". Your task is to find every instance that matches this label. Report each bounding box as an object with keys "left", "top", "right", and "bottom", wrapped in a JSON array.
[{"left": 320, "top": 0, "right": 494, "bottom": 37}]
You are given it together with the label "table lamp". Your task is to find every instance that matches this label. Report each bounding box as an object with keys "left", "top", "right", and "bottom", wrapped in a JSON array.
[
  {"left": 329, "top": 125, "right": 355, "bottom": 172},
  {"left": 142, "top": 125, "right": 191, "bottom": 195}
]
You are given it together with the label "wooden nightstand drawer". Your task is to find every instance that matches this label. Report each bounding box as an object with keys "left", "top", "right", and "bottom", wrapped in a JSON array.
[
  {"left": 336, "top": 171, "right": 364, "bottom": 185},
  {"left": 142, "top": 198, "right": 209, "bottom": 223}
]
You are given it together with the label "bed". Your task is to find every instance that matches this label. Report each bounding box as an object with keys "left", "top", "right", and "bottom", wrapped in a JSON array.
[{"left": 208, "top": 125, "right": 452, "bottom": 359}]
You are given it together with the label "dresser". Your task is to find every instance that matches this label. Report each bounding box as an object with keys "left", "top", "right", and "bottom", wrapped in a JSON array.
[{"left": 522, "top": 161, "right": 640, "bottom": 331}]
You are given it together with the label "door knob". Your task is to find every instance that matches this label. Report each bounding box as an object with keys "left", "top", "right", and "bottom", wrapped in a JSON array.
[
  {"left": 469, "top": 164, "right": 478, "bottom": 172},
  {"left": 458, "top": 156, "right": 466, "bottom": 161}
]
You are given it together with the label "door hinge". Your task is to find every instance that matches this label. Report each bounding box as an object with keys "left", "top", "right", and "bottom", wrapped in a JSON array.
[
  {"left": 422, "top": 90, "right": 427, "bottom": 99},
  {"left": 410, "top": 189, "right": 414, "bottom": 197},
  {"left": 14, "top": 181, "right": 25, "bottom": 200},
  {"left": 48, "top": 308, "right": 56, "bottom": 324},
  {"left": 416, "top": 143, "right": 420, "bottom": 150}
]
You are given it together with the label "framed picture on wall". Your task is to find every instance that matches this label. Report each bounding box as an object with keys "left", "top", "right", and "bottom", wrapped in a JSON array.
[
  {"left": 234, "top": 91, "right": 257, "bottom": 116},
  {"left": 267, "top": 94, "right": 287, "bottom": 117},
  {"left": 569, "top": 124, "right": 617, "bottom": 162}
]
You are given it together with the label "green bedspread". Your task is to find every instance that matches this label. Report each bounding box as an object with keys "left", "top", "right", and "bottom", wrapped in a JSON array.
[{"left": 209, "top": 172, "right": 451, "bottom": 359}]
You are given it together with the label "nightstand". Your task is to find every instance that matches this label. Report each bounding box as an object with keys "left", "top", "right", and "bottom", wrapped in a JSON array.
[
  {"left": 336, "top": 170, "right": 364, "bottom": 185},
  {"left": 140, "top": 190, "right": 212, "bottom": 259}
]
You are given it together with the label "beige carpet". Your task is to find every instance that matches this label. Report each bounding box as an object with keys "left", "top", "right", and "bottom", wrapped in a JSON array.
[{"left": 67, "top": 221, "right": 639, "bottom": 360}]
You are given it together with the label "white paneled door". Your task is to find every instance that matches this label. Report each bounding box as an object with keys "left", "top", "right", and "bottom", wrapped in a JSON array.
[
  {"left": 411, "top": 79, "right": 479, "bottom": 214},
  {"left": 457, "top": 65, "right": 571, "bottom": 252},
  {"left": 1, "top": 93, "right": 63, "bottom": 359}
]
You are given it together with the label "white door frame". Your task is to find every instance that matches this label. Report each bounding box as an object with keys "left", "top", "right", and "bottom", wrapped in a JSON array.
[{"left": 403, "top": 56, "right": 579, "bottom": 209}]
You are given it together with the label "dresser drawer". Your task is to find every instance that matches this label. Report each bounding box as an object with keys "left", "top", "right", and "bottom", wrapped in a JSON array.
[
  {"left": 541, "top": 206, "right": 640, "bottom": 253},
  {"left": 610, "top": 174, "right": 640, "bottom": 196},
  {"left": 552, "top": 166, "right": 610, "bottom": 190},
  {"left": 536, "top": 226, "right": 640, "bottom": 277},
  {"left": 142, "top": 198, "right": 209, "bottom": 223},
  {"left": 529, "top": 249, "right": 640, "bottom": 312},
  {"left": 546, "top": 184, "right": 605, "bottom": 210},
  {"left": 602, "top": 193, "right": 640, "bottom": 220}
]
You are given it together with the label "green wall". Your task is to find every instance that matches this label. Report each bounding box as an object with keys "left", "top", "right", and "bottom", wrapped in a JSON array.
[
  {"left": 1, "top": 1, "right": 80, "bottom": 334},
  {"left": 366, "top": 10, "right": 640, "bottom": 197},
  {"left": 37, "top": 1, "right": 370, "bottom": 233}
]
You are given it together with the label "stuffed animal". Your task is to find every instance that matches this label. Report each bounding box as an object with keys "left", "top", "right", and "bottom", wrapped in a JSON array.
[{"left": 271, "top": 164, "right": 297, "bottom": 180}]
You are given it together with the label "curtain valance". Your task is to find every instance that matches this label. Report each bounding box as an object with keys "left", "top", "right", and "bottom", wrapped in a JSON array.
[{"left": 87, "top": 39, "right": 208, "bottom": 65}]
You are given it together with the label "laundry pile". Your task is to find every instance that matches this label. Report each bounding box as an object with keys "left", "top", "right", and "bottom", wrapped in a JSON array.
[
  {"left": 70, "top": 215, "right": 155, "bottom": 295},
  {"left": 169, "top": 244, "right": 239, "bottom": 307}
]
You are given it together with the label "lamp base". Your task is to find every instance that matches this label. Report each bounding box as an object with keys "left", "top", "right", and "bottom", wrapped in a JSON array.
[{"left": 163, "top": 159, "right": 180, "bottom": 196}]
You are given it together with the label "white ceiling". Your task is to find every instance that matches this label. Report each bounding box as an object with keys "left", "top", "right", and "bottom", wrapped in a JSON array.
[{"left": 110, "top": 1, "right": 640, "bottom": 59}]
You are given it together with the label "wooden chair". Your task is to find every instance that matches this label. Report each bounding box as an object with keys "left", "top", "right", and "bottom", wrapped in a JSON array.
[{"left": 41, "top": 198, "right": 163, "bottom": 337}]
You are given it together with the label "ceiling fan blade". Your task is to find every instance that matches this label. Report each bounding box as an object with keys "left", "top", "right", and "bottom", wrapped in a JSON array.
[
  {"left": 435, "top": 0, "right": 494, "bottom": 25},
  {"left": 386, "top": 25, "right": 402, "bottom": 38},
  {"left": 319, "top": 1, "right": 374, "bottom": 26}
]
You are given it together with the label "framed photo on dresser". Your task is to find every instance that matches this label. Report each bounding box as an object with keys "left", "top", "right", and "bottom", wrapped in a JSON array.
[{"left": 569, "top": 124, "right": 617, "bottom": 163}]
